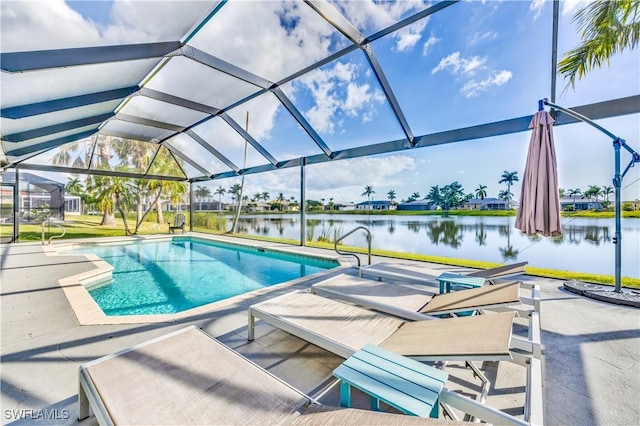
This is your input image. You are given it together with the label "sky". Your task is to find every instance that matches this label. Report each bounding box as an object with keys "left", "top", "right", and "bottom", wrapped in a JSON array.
[{"left": 1, "top": 0, "right": 639, "bottom": 205}]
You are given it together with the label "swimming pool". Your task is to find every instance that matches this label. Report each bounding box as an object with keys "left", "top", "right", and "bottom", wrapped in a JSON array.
[{"left": 68, "top": 237, "right": 338, "bottom": 316}]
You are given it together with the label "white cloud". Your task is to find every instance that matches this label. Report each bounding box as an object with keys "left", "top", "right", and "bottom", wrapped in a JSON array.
[
  {"left": 297, "top": 62, "right": 385, "bottom": 134},
  {"left": 529, "top": 0, "right": 546, "bottom": 20},
  {"left": 561, "top": 0, "right": 590, "bottom": 17},
  {"left": 469, "top": 31, "right": 497, "bottom": 46},
  {"left": 332, "top": 1, "right": 430, "bottom": 52},
  {"left": 461, "top": 70, "right": 513, "bottom": 98},
  {"left": 432, "top": 52, "right": 486, "bottom": 76},
  {"left": 422, "top": 34, "right": 440, "bottom": 56}
]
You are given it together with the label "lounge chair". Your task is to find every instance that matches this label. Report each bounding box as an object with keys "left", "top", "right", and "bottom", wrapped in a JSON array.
[
  {"left": 311, "top": 273, "right": 540, "bottom": 320},
  {"left": 248, "top": 291, "right": 543, "bottom": 425},
  {"left": 248, "top": 291, "right": 538, "bottom": 364},
  {"left": 78, "top": 326, "right": 466, "bottom": 425},
  {"left": 168, "top": 213, "right": 186, "bottom": 234},
  {"left": 360, "top": 261, "right": 528, "bottom": 286}
]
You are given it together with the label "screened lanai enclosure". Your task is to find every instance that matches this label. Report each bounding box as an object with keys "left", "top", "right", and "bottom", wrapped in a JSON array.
[{"left": 1, "top": 0, "right": 639, "bottom": 245}]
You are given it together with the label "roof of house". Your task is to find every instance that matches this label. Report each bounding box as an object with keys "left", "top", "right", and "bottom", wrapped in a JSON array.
[{"left": 356, "top": 200, "right": 392, "bottom": 206}]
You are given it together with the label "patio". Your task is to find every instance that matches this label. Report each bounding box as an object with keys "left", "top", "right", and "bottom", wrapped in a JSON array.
[{"left": 1, "top": 235, "right": 638, "bottom": 425}]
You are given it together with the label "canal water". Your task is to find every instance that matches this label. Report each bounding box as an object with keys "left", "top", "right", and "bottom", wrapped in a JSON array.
[{"left": 231, "top": 214, "right": 640, "bottom": 278}]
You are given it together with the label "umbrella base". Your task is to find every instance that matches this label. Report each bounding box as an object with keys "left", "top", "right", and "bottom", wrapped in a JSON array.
[{"left": 564, "top": 280, "right": 640, "bottom": 308}]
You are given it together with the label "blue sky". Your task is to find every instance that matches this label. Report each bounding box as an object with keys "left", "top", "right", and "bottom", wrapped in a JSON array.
[{"left": 2, "top": 0, "right": 638, "bottom": 204}]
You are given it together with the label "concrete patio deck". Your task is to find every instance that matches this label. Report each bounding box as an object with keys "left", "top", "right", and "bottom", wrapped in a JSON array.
[{"left": 1, "top": 234, "right": 639, "bottom": 425}]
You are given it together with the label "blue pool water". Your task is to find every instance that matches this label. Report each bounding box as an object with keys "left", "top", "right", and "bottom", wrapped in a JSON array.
[{"left": 69, "top": 238, "right": 337, "bottom": 316}]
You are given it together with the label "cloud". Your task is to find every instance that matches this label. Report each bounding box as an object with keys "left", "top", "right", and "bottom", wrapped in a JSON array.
[
  {"left": 561, "top": 0, "right": 590, "bottom": 17},
  {"left": 469, "top": 31, "right": 497, "bottom": 46},
  {"left": 331, "top": 1, "right": 430, "bottom": 52},
  {"left": 529, "top": 0, "right": 546, "bottom": 20},
  {"left": 422, "top": 34, "right": 440, "bottom": 56},
  {"left": 432, "top": 52, "right": 486, "bottom": 76},
  {"left": 461, "top": 70, "right": 513, "bottom": 98},
  {"left": 297, "top": 62, "right": 385, "bottom": 134}
]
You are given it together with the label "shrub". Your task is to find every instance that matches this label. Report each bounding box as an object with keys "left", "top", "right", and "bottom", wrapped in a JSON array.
[{"left": 622, "top": 202, "right": 634, "bottom": 211}]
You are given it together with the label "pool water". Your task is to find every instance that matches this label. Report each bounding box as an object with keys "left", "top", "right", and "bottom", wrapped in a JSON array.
[{"left": 69, "top": 238, "right": 337, "bottom": 316}]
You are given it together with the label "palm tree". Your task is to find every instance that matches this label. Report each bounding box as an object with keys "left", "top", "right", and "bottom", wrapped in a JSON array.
[
  {"left": 387, "top": 189, "right": 396, "bottom": 205},
  {"left": 261, "top": 191, "right": 270, "bottom": 202},
  {"left": 558, "top": 187, "right": 566, "bottom": 199},
  {"left": 195, "top": 185, "right": 211, "bottom": 211},
  {"left": 601, "top": 185, "right": 614, "bottom": 202},
  {"left": 276, "top": 192, "right": 285, "bottom": 212},
  {"left": 361, "top": 185, "right": 375, "bottom": 210},
  {"left": 498, "top": 171, "right": 519, "bottom": 209},
  {"left": 214, "top": 186, "right": 226, "bottom": 212},
  {"left": 498, "top": 189, "right": 513, "bottom": 205},
  {"left": 475, "top": 184, "right": 487, "bottom": 200},
  {"left": 567, "top": 188, "right": 581, "bottom": 210},
  {"left": 228, "top": 184, "right": 242, "bottom": 207},
  {"left": 558, "top": 0, "right": 640, "bottom": 91},
  {"left": 65, "top": 177, "right": 83, "bottom": 194}
]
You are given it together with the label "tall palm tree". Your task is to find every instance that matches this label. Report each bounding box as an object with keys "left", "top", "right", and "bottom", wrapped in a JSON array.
[
  {"left": 601, "top": 185, "right": 614, "bottom": 202},
  {"left": 567, "top": 188, "right": 581, "bottom": 210},
  {"left": 65, "top": 177, "right": 83, "bottom": 195},
  {"left": 498, "top": 171, "right": 519, "bottom": 209},
  {"left": 261, "top": 191, "right": 270, "bottom": 202},
  {"left": 387, "top": 189, "right": 396, "bottom": 205},
  {"left": 215, "top": 186, "right": 226, "bottom": 212},
  {"left": 558, "top": 0, "right": 640, "bottom": 90},
  {"left": 475, "top": 184, "right": 487, "bottom": 200},
  {"left": 195, "top": 185, "right": 211, "bottom": 211},
  {"left": 276, "top": 192, "right": 285, "bottom": 212},
  {"left": 361, "top": 185, "right": 375, "bottom": 210}
]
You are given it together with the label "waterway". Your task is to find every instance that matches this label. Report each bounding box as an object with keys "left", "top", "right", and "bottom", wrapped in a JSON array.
[{"left": 230, "top": 214, "right": 640, "bottom": 278}]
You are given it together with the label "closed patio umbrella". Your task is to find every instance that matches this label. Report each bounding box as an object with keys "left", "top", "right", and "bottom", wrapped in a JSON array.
[{"left": 515, "top": 110, "right": 562, "bottom": 237}]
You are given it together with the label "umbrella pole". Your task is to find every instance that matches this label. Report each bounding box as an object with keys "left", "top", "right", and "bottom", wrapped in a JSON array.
[{"left": 541, "top": 99, "right": 640, "bottom": 293}]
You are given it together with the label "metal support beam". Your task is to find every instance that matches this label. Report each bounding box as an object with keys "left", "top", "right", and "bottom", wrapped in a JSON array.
[
  {"left": 189, "top": 181, "right": 194, "bottom": 232},
  {"left": 300, "top": 158, "right": 306, "bottom": 246},
  {"left": 362, "top": 44, "right": 414, "bottom": 144},
  {"left": 1, "top": 86, "right": 139, "bottom": 119},
  {"left": 163, "top": 141, "right": 211, "bottom": 178},
  {"left": 184, "top": 130, "right": 240, "bottom": 173},
  {"left": 207, "top": 96, "right": 640, "bottom": 179},
  {"left": 1, "top": 41, "right": 182, "bottom": 72},
  {"left": 367, "top": 1, "right": 459, "bottom": 43},
  {"left": 550, "top": 0, "right": 560, "bottom": 103},
  {"left": 305, "top": 0, "right": 414, "bottom": 144},
  {"left": 218, "top": 112, "right": 278, "bottom": 165},
  {"left": 271, "top": 87, "right": 333, "bottom": 157},
  {"left": 138, "top": 88, "right": 220, "bottom": 115},
  {"left": 114, "top": 113, "right": 185, "bottom": 133},
  {"left": 6, "top": 129, "right": 98, "bottom": 157},
  {"left": 3, "top": 113, "right": 113, "bottom": 143},
  {"left": 180, "top": 46, "right": 272, "bottom": 89},
  {"left": 15, "top": 162, "right": 186, "bottom": 181},
  {"left": 13, "top": 169, "right": 19, "bottom": 243}
]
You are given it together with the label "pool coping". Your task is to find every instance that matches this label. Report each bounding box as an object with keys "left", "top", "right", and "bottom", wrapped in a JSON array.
[{"left": 46, "top": 233, "right": 353, "bottom": 325}]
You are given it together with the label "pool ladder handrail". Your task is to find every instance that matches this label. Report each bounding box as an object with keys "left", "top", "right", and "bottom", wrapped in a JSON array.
[
  {"left": 41, "top": 218, "right": 66, "bottom": 245},
  {"left": 334, "top": 226, "right": 371, "bottom": 267}
]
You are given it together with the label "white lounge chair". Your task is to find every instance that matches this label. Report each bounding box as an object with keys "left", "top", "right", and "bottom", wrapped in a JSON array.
[
  {"left": 248, "top": 291, "right": 538, "bottom": 364},
  {"left": 78, "top": 326, "right": 466, "bottom": 425},
  {"left": 360, "top": 261, "right": 528, "bottom": 286},
  {"left": 311, "top": 273, "right": 540, "bottom": 320},
  {"left": 248, "top": 291, "right": 543, "bottom": 425}
]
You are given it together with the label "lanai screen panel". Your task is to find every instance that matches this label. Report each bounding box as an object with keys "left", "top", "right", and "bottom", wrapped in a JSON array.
[
  {"left": 188, "top": 0, "right": 351, "bottom": 83},
  {"left": 371, "top": 0, "right": 552, "bottom": 136},
  {"left": 225, "top": 92, "right": 329, "bottom": 161},
  {"left": 143, "top": 57, "right": 263, "bottom": 111},
  {"left": 116, "top": 96, "right": 209, "bottom": 130}
]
